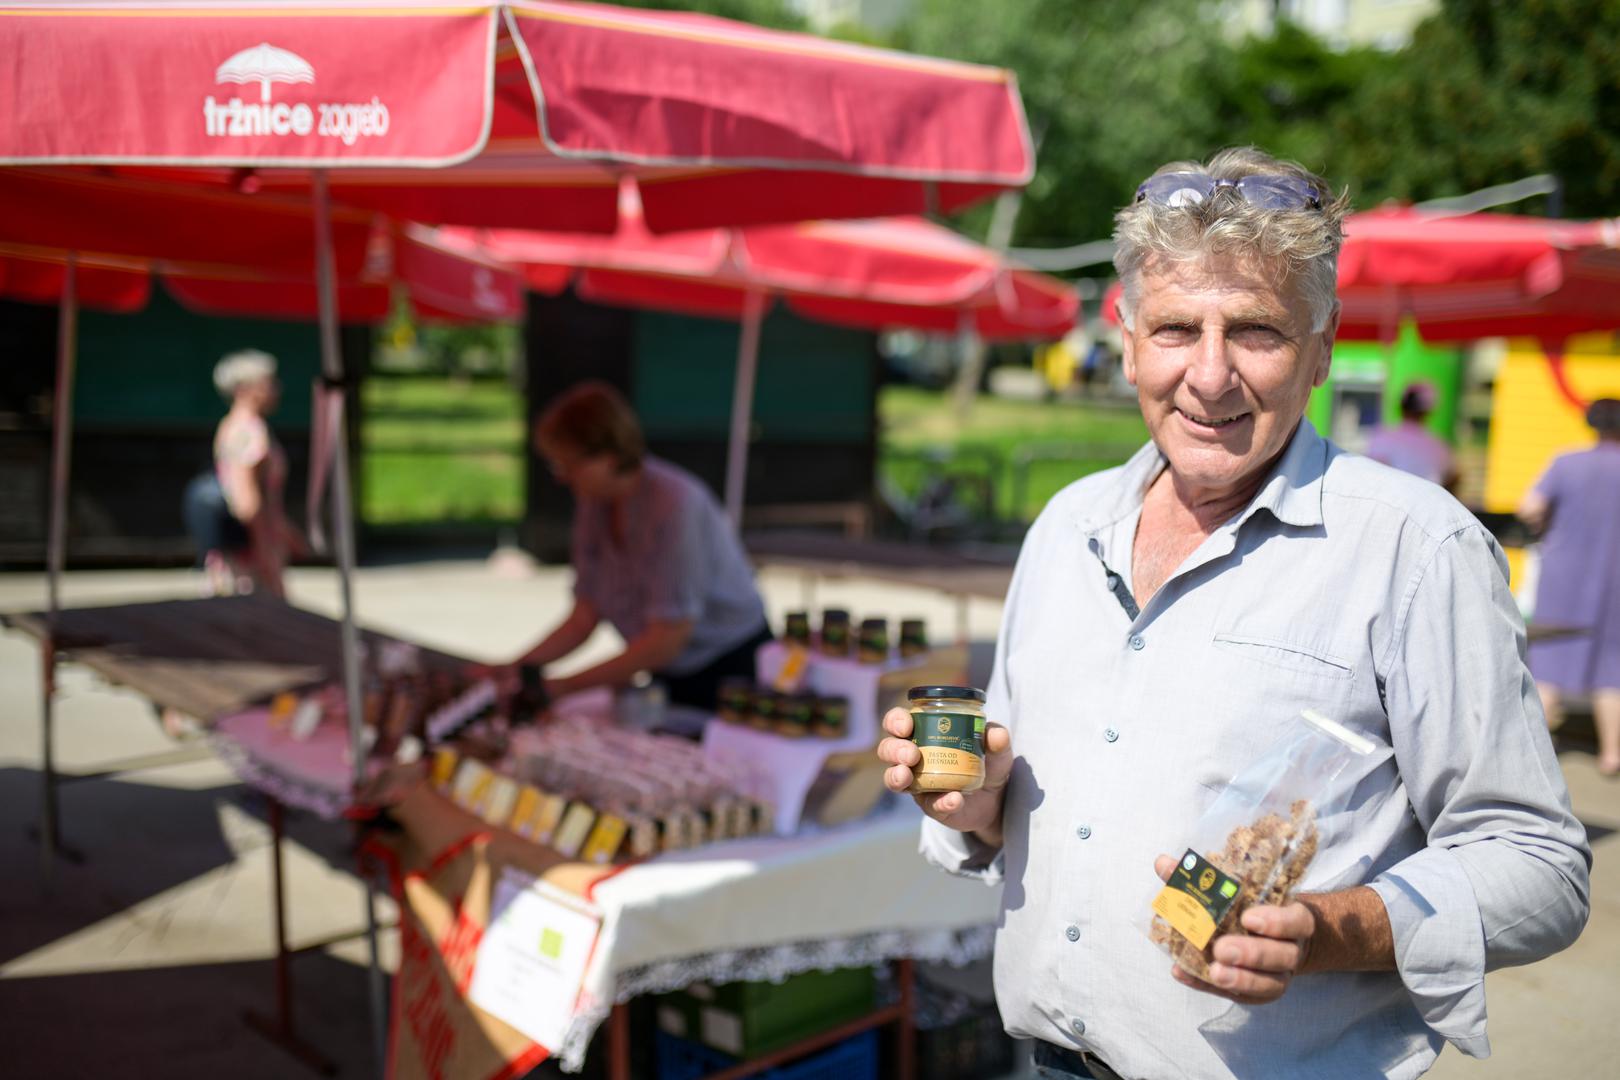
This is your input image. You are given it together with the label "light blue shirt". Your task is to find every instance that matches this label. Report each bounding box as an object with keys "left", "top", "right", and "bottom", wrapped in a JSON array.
[
  {"left": 572, "top": 456, "right": 766, "bottom": 676},
  {"left": 921, "top": 421, "right": 1590, "bottom": 1079}
]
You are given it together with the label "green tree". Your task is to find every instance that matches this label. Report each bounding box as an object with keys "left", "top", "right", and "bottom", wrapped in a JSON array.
[
  {"left": 1197, "top": 21, "right": 1395, "bottom": 195},
  {"left": 620, "top": 0, "right": 804, "bottom": 31},
  {"left": 1332, "top": 0, "right": 1620, "bottom": 216},
  {"left": 896, "top": 0, "right": 1236, "bottom": 248}
]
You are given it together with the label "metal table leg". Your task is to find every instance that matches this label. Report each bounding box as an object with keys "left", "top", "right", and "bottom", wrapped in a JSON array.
[
  {"left": 609, "top": 1001, "right": 632, "bottom": 1080},
  {"left": 244, "top": 797, "right": 339, "bottom": 1075}
]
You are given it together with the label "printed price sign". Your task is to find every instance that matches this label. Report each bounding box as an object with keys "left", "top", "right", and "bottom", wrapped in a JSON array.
[{"left": 468, "top": 868, "right": 602, "bottom": 1050}]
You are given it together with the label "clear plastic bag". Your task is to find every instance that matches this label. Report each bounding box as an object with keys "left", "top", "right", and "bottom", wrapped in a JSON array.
[{"left": 1145, "top": 709, "right": 1375, "bottom": 983}]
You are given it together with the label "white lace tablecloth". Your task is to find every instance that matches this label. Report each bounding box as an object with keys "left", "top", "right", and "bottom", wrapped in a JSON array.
[
  {"left": 209, "top": 697, "right": 1001, "bottom": 1074},
  {"left": 550, "top": 798, "right": 1002, "bottom": 1072}
]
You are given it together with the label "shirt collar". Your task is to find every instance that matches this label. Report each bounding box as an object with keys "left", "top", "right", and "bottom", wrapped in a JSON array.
[
  {"left": 1075, "top": 418, "right": 1328, "bottom": 535},
  {"left": 1238, "top": 418, "right": 1328, "bottom": 530}
]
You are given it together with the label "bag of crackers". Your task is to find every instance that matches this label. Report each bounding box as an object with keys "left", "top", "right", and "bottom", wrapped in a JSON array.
[{"left": 1145, "top": 709, "right": 1374, "bottom": 983}]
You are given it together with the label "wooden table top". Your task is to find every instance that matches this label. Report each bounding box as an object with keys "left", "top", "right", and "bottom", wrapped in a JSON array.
[{"left": 3, "top": 594, "right": 470, "bottom": 722}]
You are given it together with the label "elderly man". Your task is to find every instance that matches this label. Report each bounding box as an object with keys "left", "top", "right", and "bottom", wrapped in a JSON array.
[{"left": 878, "top": 148, "right": 1589, "bottom": 1080}]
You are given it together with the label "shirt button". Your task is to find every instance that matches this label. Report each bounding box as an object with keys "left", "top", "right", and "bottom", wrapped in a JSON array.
[
  {"left": 1129, "top": 634, "right": 1145, "bottom": 651},
  {"left": 1071, "top": 1018, "right": 1087, "bottom": 1036},
  {"left": 1076, "top": 825, "right": 1092, "bottom": 839},
  {"left": 1104, "top": 727, "right": 1119, "bottom": 743},
  {"left": 1065, "top": 924, "right": 1080, "bottom": 942}
]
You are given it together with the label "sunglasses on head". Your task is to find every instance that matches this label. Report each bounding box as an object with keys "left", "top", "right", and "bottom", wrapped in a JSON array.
[{"left": 1134, "top": 171, "right": 1323, "bottom": 211}]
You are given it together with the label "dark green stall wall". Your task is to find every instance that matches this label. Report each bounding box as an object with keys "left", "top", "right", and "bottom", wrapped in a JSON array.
[
  {"left": 632, "top": 307, "right": 874, "bottom": 443},
  {"left": 75, "top": 287, "right": 331, "bottom": 429}
]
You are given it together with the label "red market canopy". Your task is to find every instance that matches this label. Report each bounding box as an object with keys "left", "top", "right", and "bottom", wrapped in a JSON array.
[
  {"left": 1099, "top": 208, "right": 1620, "bottom": 351},
  {"left": 443, "top": 197, "right": 1076, "bottom": 520},
  {"left": 0, "top": 226, "right": 524, "bottom": 323},
  {"left": 450, "top": 211, "right": 1078, "bottom": 341},
  {"left": 1335, "top": 207, "right": 1620, "bottom": 348},
  {"left": 0, "top": 0, "right": 1035, "bottom": 232}
]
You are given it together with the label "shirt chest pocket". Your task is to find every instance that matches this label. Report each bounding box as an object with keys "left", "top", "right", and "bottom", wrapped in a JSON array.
[
  {"left": 1189, "top": 632, "right": 1361, "bottom": 790},
  {"left": 1211, "top": 632, "right": 1354, "bottom": 681}
]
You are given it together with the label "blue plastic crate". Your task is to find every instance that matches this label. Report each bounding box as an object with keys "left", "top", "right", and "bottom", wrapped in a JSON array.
[{"left": 655, "top": 1029, "right": 879, "bottom": 1080}]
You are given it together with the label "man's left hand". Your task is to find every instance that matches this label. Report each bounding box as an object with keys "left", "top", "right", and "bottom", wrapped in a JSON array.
[{"left": 1153, "top": 853, "right": 1315, "bottom": 1005}]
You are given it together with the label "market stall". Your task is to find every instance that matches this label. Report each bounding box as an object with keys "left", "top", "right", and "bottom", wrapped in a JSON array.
[
  {"left": 3, "top": 4, "right": 1037, "bottom": 1074},
  {"left": 5, "top": 593, "right": 1003, "bottom": 1078}
]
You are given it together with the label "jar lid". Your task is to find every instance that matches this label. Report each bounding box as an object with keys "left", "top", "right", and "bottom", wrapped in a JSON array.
[{"left": 908, "top": 685, "right": 986, "bottom": 703}]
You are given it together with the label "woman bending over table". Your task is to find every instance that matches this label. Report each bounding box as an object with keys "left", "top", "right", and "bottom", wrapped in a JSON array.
[{"left": 503, "top": 381, "right": 771, "bottom": 711}]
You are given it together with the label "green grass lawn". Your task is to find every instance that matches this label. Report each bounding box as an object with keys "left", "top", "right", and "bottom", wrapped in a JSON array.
[
  {"left": 879, "top": 385, "right": 1147, "bottom": 522},
  {"left": 362, "top": 375, "right": 525, "bottom": 525},
  {"left": 361, "top": 375, "right": 1147, "bottom": 528}
]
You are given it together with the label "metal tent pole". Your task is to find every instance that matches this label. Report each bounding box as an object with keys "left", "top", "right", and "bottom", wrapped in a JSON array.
[
  {"left": 723, "top": 289, "right": 766, "bottom": 528},
  {"left": 39, "top": 251, "right": 78, "bottom": 881},
  {"left": 310, "top": 170, "right": 389, "bottom": 1077}
]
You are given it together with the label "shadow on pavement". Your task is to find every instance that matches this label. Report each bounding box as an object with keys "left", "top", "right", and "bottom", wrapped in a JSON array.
[
  {"left": 0, "top": 953, "right": 378, "bottom": 1079},
  {"left": 0, "top": 767, "right": 363, "bottom": 967}
]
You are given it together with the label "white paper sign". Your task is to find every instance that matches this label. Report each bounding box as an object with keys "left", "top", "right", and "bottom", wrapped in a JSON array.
[{"left": 468, "top": 867, "right": 602, "bottom": 1050}]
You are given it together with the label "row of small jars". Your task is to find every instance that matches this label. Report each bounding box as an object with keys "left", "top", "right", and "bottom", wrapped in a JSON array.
[
  {"left": 782, "top": 611, "right": 929, "bottom": 663},
  {"left": 717, "top": 679, "right": 850, "bottom": 738}
]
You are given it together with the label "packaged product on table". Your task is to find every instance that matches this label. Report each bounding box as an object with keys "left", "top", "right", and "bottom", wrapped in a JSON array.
[{"left": 1146, "top": 709, "right": 1375, "bottom": 982}]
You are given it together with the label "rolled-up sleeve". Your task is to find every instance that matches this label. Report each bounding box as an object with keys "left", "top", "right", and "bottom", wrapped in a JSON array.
[{"left": 1374, "top": 525, "right": 1592, "bottom": 1057}]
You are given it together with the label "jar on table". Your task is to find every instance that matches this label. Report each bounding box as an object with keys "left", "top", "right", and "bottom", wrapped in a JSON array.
[
  {"left": 819, "top": 609, "right": 852, "bottom": 657},
  {"left": 812, "top": 696, "right": 849, "bottom": 738},
  {"left": 776, "top": 693, "right": 815, "bottom": 738},
  {"left": 747, "top": 689, "right": 779, "bottom": 730},
  {"left": 717, "top": 677, "right": 753, "bottom": 725},
  {"left": 899, "top": 618, "right": 929, "bottom": 658},
  {"left": 906, "top": 686, "right": 987, "bottom": 794},
  {"left": 857, "top": 618, "right": 889, "bottom": 664},
  {"left": 784, "top": 611, "right": 812, "bottom": 647}
]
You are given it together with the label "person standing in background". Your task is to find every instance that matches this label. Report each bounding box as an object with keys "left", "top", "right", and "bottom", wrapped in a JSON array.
[
  {"left": 1365, "top": 381, "right": 1459, "bottom": 491},
  {"left": 210, "top": 349, "right": 303, "bottom": 598},
  {"left": 1519, "top": 398, "right": 1620, "bottom": 776}
]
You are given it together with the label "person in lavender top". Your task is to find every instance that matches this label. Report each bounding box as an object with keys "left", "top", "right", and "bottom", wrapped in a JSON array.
[
  {"left": 1365, "top": 381, "right": 1459, "bottom": 492},
  {"left": 1519, "top": 398, "right": 1620, "bottom": 775}
]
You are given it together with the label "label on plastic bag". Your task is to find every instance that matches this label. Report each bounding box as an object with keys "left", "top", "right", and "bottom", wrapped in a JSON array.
[{"left": 1152, "top": 849, "right": 1241, "bottom": 949}]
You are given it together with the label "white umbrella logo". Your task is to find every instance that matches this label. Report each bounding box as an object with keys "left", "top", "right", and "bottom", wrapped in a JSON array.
[{"left": 215, "top": 43, "right": 315, "bottom": 103}]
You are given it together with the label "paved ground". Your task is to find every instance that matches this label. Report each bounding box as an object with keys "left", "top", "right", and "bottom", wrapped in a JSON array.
[{"left": 0, "top": 558, "right": 1612, "bottom": 1078}]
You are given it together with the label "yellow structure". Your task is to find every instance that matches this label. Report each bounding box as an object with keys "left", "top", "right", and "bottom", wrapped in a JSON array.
[
  {"left": 1486, "top": 334, "right": 1620, "bottom": 585},
  {"left": 1035, "top": 338, "right": 1078, "bottom": 394}
]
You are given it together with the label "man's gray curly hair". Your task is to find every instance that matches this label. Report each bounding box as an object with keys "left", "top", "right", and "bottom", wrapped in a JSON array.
[{"left": 1112, "top": 146, "right": 1349, "bottom": 333}]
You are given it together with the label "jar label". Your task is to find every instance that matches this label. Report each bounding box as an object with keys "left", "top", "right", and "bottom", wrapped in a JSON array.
[{"left": 911, "top": 710, "right": 985, "bottom": 757}]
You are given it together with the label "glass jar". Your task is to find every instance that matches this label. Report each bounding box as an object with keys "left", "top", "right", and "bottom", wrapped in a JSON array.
[
  {"left": 906, "top": 686, "right": 987, "bottom": 794},
  {"left": 746, "top": 689, "right": 776, "bottom": 730},
  {"left": 784, "top": 611, "right": 812, "bottom": 646},
  {"left": 776, "top": 693, "right": 815, "bottom": 737},
  {"left": 717, "top": 677, "right": 753, "bottom": 725},
  {"left": 899, "top": 618, "right": 929, "bottom": 658},
  {"left": 813, "top": 696, "right": 849, "bottom": 738},
  {"left": 819, "top": 609, "right": 852, "bottom": 657},
  {"left": 858, "top": 618, "right": 889, "bottom": 664}
]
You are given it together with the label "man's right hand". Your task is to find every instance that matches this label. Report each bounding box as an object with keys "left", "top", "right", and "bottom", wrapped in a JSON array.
[{"left": 877, "top": 707, "right": 1012, "bottom": 844}]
